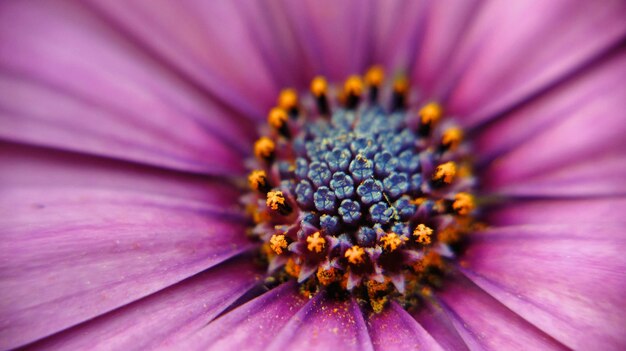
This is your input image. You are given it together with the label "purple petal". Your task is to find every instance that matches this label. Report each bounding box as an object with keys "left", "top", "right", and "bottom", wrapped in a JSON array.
[
  {"left": 410, "top": 297, "right": 470, "bottom": 351},
  {"left": 442, "top": 0, "right": 626, "bottom": 126},
  {"left": 27, "top": 257, "right": 262, "bottom": 349},
  {"left": 434, "top": 273, "right": 567, "bottom": 350},
  {"left": 366, "top": 302, "right": 444, "bottom": 351},
  {"left": 265, "top": 293, "right": 374, "bottom": 351},
  {"left": 183, "top": 282, "right": 308, "bottom": 351},
  {"left": 460, "top": 224, "right": 626, "bottom": 350},
  {"left": 88, "top": 0, "right": 277, "bottom": 118},
  {"left": 0, "top": 144, "right": 251, "bottom": 349},
  {"left": 0, "top": 0, "right": 255, "bottom": 175}
]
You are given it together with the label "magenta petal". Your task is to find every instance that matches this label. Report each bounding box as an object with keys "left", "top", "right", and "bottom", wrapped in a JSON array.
[
  {"left": 434, "top": 274, "right": 567, "bottom": 350},
  {"left": 265, "top": 293, "right": 374, "bottom": 351},
  {"left": 443, "top": 0, "right": 626, "bottom": 126},
  {"left": 367, "top": 302, "right": 444, "bottom": 351},
  {"left": 461, "top": 225, "right": 626, "bottom": 350},
  {"left": 410, "top": 297, "right": 470, "bottom": 351},
  {"left": 0, "top": 145, "right": 251, "bottom": 349},
  {"left": 27, "top": 257, "right": 262, "bottom": 349},
  {"left": 89, "top": 0, "right": 276, "bottom": 118},
  {"left": 183, "top": 282, "right": 308, "bottom": 351},
  {"left": 0, "top": 0, "right": 254, "bottom": 175}
]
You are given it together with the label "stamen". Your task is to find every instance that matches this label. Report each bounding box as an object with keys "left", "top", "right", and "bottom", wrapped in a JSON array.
[
  {"left": 452, "top": 192, "right": 474, "bottom": 216},
  {"left": 266, "top": 190, "right": 291, "bottom": 215},
  {"left": 345, "top": 245, "right": 365, "bottom": 265},
  {"left": 432, "top": 161, "right": 457, "bottom": 186},
  {"left": 254, "top": 137, "right": 275, "bottom": 161},
  {"left": 418, "top": 102, "right": 443, "bottom": 136},
  {"left": 391, "top": 76, "right": 408, "bottom": 111},
  {"left": 269, "top": 234, "right": 288, "bottom": 255},
  {"left": 248, "top": 170, "right": 271, "bottom": 193},
  {"left": 316, "top": 267, "right": 340, "bottom": 286},
  {"left": 344, "top": 75, "right": 363, "bottom": 109},
  {"left": 306, "top": 232, "right": 326, "bottom": 253},
  {"left": 441, "top": 128, "right": 463, "bottom": 151},
  {"left": 365, "top": 65, "right": 384, "bottom": 103},
  {"left": 310, "top": 76, "right": 330, "bottom": 115},
  {"left": 267, "top": 107, "right": 290, "bottom": 138},
  {"left": 380, "top": 233, "right": 407, "bottom": 252},
  {"left": 413, "top": 224, "right": 433, "bottom": 245},
  {"left": 278, "top": 88, "right": 299, "bottom": 116}
]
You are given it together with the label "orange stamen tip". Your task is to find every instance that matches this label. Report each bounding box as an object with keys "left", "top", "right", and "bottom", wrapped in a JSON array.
[
  {"left": 254, "top": 137, "right": 275, "bottom": 159},
  {"left": 345, "top": 245, "right": 365, "bottom": 264},
  {"left": 306, "top": 232, "right": 326, "bottom": 253},
  {"left": 413, "top": 224, "right": 433, "bottom": 245},
  {"left": 380, "top": 233, "right": 407, "bottom": 252},
  {"left": 442, "top": 128, "right": 463, "bottom": 150},
  {"left": 344, "top": 75, "right": 364, "bottom": 96},
  {"left": 268, "top": 107, "right": 288, "bottom": 129},
  {"left": 393, "top": 76, "right": 409, "bottom": 94},
  {"left": 365, "top": 65, "right": 385, "bottom": 86},
  {"left": 419, "top": 102, "right": 443, "bottom": 125},
  {"left": 285, "top": 258, "right": 301, "bottom": 278},
  {"left": 248, "top": 170, "right": 267, "bottom": 191},
  {"left": 311, "top": 76, "right": 328, "bottom": 96},
  {"left": 278, "top": 89, "right": 298, "bottom": 110},
  {"left": 433, "top": 161, "right": 457, "bottom": 184},
  {"left": 266, "top": 190, "right": 285, "bottom": 210},
  {"left": 269, "top": 234, "right": 288, "bottom": 255},
  {"left": 453, "top": 192, "right": 475, "bottom": 216},
  {"left": 316, "top": 267, "right": 340, "bottom": 286}
]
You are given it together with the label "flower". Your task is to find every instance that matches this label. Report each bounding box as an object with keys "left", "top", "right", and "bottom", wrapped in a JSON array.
[{"left": 1, "top": 0, "right": 625, "bottom": 350}]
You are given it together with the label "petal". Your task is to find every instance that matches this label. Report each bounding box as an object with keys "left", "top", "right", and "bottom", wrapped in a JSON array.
[
  {"left": 461, "top": 224, "right": 626, "bottom": 350},
  {"left": 266, "top": 293, "right": 374, "bottom": 351},
  {"left": 410, "top": 297, "right": 470, "bottom": 351},
  {"left": 442, "top": 0, "right": 626, "bottom": 126},
  {"left": 434, "top": 273, "right": 567, "bottom": 350},
  {"left": 27, "top": 256, "right": 262, "bottom": 349},
  {"left": 367, "top": 302, "right": 444, "bottom": 351},
  {"left": 88, "top": 0, "right": 277, "bottom": 117},
  {"left": 0, "top": 0, "right": 254, "bottom": 175},
  {"left": 184, "top": 282, "right": 308, "bottom": 351},
  {"left": 0, "top": 144, "right": 252, "bottom": 349}
]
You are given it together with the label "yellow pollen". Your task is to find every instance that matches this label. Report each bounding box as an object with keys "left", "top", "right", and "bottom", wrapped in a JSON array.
[
  {"left": 345, "top": 245, "right": 365, "bottom": 265},
  {"left": 306, "top": 232, "right": 326, "bottom": 253},
  {"left": 278, "top": 88, "right": 298, "bottom": 110},
  {"left": 316, "top": 267, "right": 339, "bottom": 286},
  {"left": 266, "top": 190, "right": 285, "bottom": 211},
  {"left": 433, "top": 161, "right": 457, "bottom": 184},
  {"left": 365, "top": 65, "right": 385, "bottom": 86},
  {"left": 285, "top": 258, "right": 300, "bottom": 278},
  {"left": 269, "top": 234, "right": 288, "bottom": 255},
  {"left": 380, "top": 233, "right": 407, "bottom": 252},
  {"left": 419, "top": 102, "right": 443, "bottom": 125},
  {"left": 437, "top": 227, "right": 461, "bottom": 244},
  {"left": 311, "top": 76, "right": 328, "bottom": 97},
  {"left": 267, "top": 107, "right": 288, "bottom": 129},
  {"left": 247, "top": 170, "right": 267, "bottom": 191},
  {"left": 411, "top": 197, "right": 427, "bottom": 206},
  {"left": 442, "top": 128, "right": 463, "bottom": 150},
  {"left": 344, "top": 75, "right": 363, "bottom": 96},
  {"left": 393, "top": 76, "right": 409, "bottom": 94},
  {"left": 254, "top": 137, "right": 275, "bottom": 159},
  {"left": 413, "top": 224, "right": 433, "bottom": 245},
  {"left": 453, "top": 192, "right": 475, "bottom": 216}
]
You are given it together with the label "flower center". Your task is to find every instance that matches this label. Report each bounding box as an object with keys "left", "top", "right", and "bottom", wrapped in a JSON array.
[{"left": 244, "top": 67, "right": 479, "bottom": 312}]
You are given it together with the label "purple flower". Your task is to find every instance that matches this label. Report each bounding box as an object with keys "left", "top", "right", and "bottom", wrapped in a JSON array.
[{"left": 1, "top": 0, "right": 625, "bottom": 350}]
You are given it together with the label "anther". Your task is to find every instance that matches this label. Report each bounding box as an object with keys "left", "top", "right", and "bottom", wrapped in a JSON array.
[
  {"left": 254, "top": 137, "right": 275, "bottom": 161},
  {"left": 266, "top": 190, "right": 292, "bottom": 215},
  {"left": 418, "top": 102, "right": 443, "bottom": 136},
  {"left": 267, "top": 107, "right": 290, "bottom": 138},
  {"left": 344, "top": 75, "right": 363, "bottom": 109},
  {"left": 311, "top": 76, "right": 330, "bottom": 115},
  {"left": 316, "top": 267, "right": 340, "bottom": 286},
  {"left": 278, "top": 88, "right": 299, "bottom": 117},
  {"left": 365, "top": 65, "right": 384, "bottom": 103},
  {"left": 452, "top": 192, "right": 474, "bottom": 216},
  {"left": 306, "top": 232, "right": 326, "bottom": 253},
  {"left": 440, "top": 128, "right": 463, "bottom": 151},
  {"left": 432, "top": 161, "right": 457, "bottom": 187},
  {"left": 380, "top": 233, "right": 407, "bottom": 252},
  {"left": 269, "top": 234, "right": 288, "bottom": 255},
  {"left": 248, "top": 170, "right": 271, "bottom": 193},
  {"left": 391, "top": 76, "right": 409, "bottom": 111},
  {"left": 345, "top": 245, "right": 365, "bottom": 265},
  {"left": 413, "top": 224, "right": 433, "bottom": 245}
]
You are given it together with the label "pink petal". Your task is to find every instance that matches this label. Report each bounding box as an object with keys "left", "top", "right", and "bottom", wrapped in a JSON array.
[
  {"left": 0, "top": 0, "right": 255, "bottom": 175},
  {"left": 265, "top": 293, "right": 374, "bottom": 351},
  {"left": 0, "top": 144, "right": 251, "bottom": 349},
  {"left": 88, "top": 0, "right": 277, "bottom": 118},
  {"left": 183, "top": 282, "right": 308, "bottom": 351},
  {"left": 435, "top": 273, "right": 567, "bottom": 350},
  {"left": 366, "top": 302, "right": 444, "bottom": 351},
  {"left": 410, "top": 297, "right": 471, "bottom": 351},
  {"left": 460, "top": 224, "right": 626, "bottom": 350},
  {"left": 443, "top": 0, "right": 626, "bottom": 126},
  {"left": 27, "top": 257, "right": 262, "bottom": 349}
]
